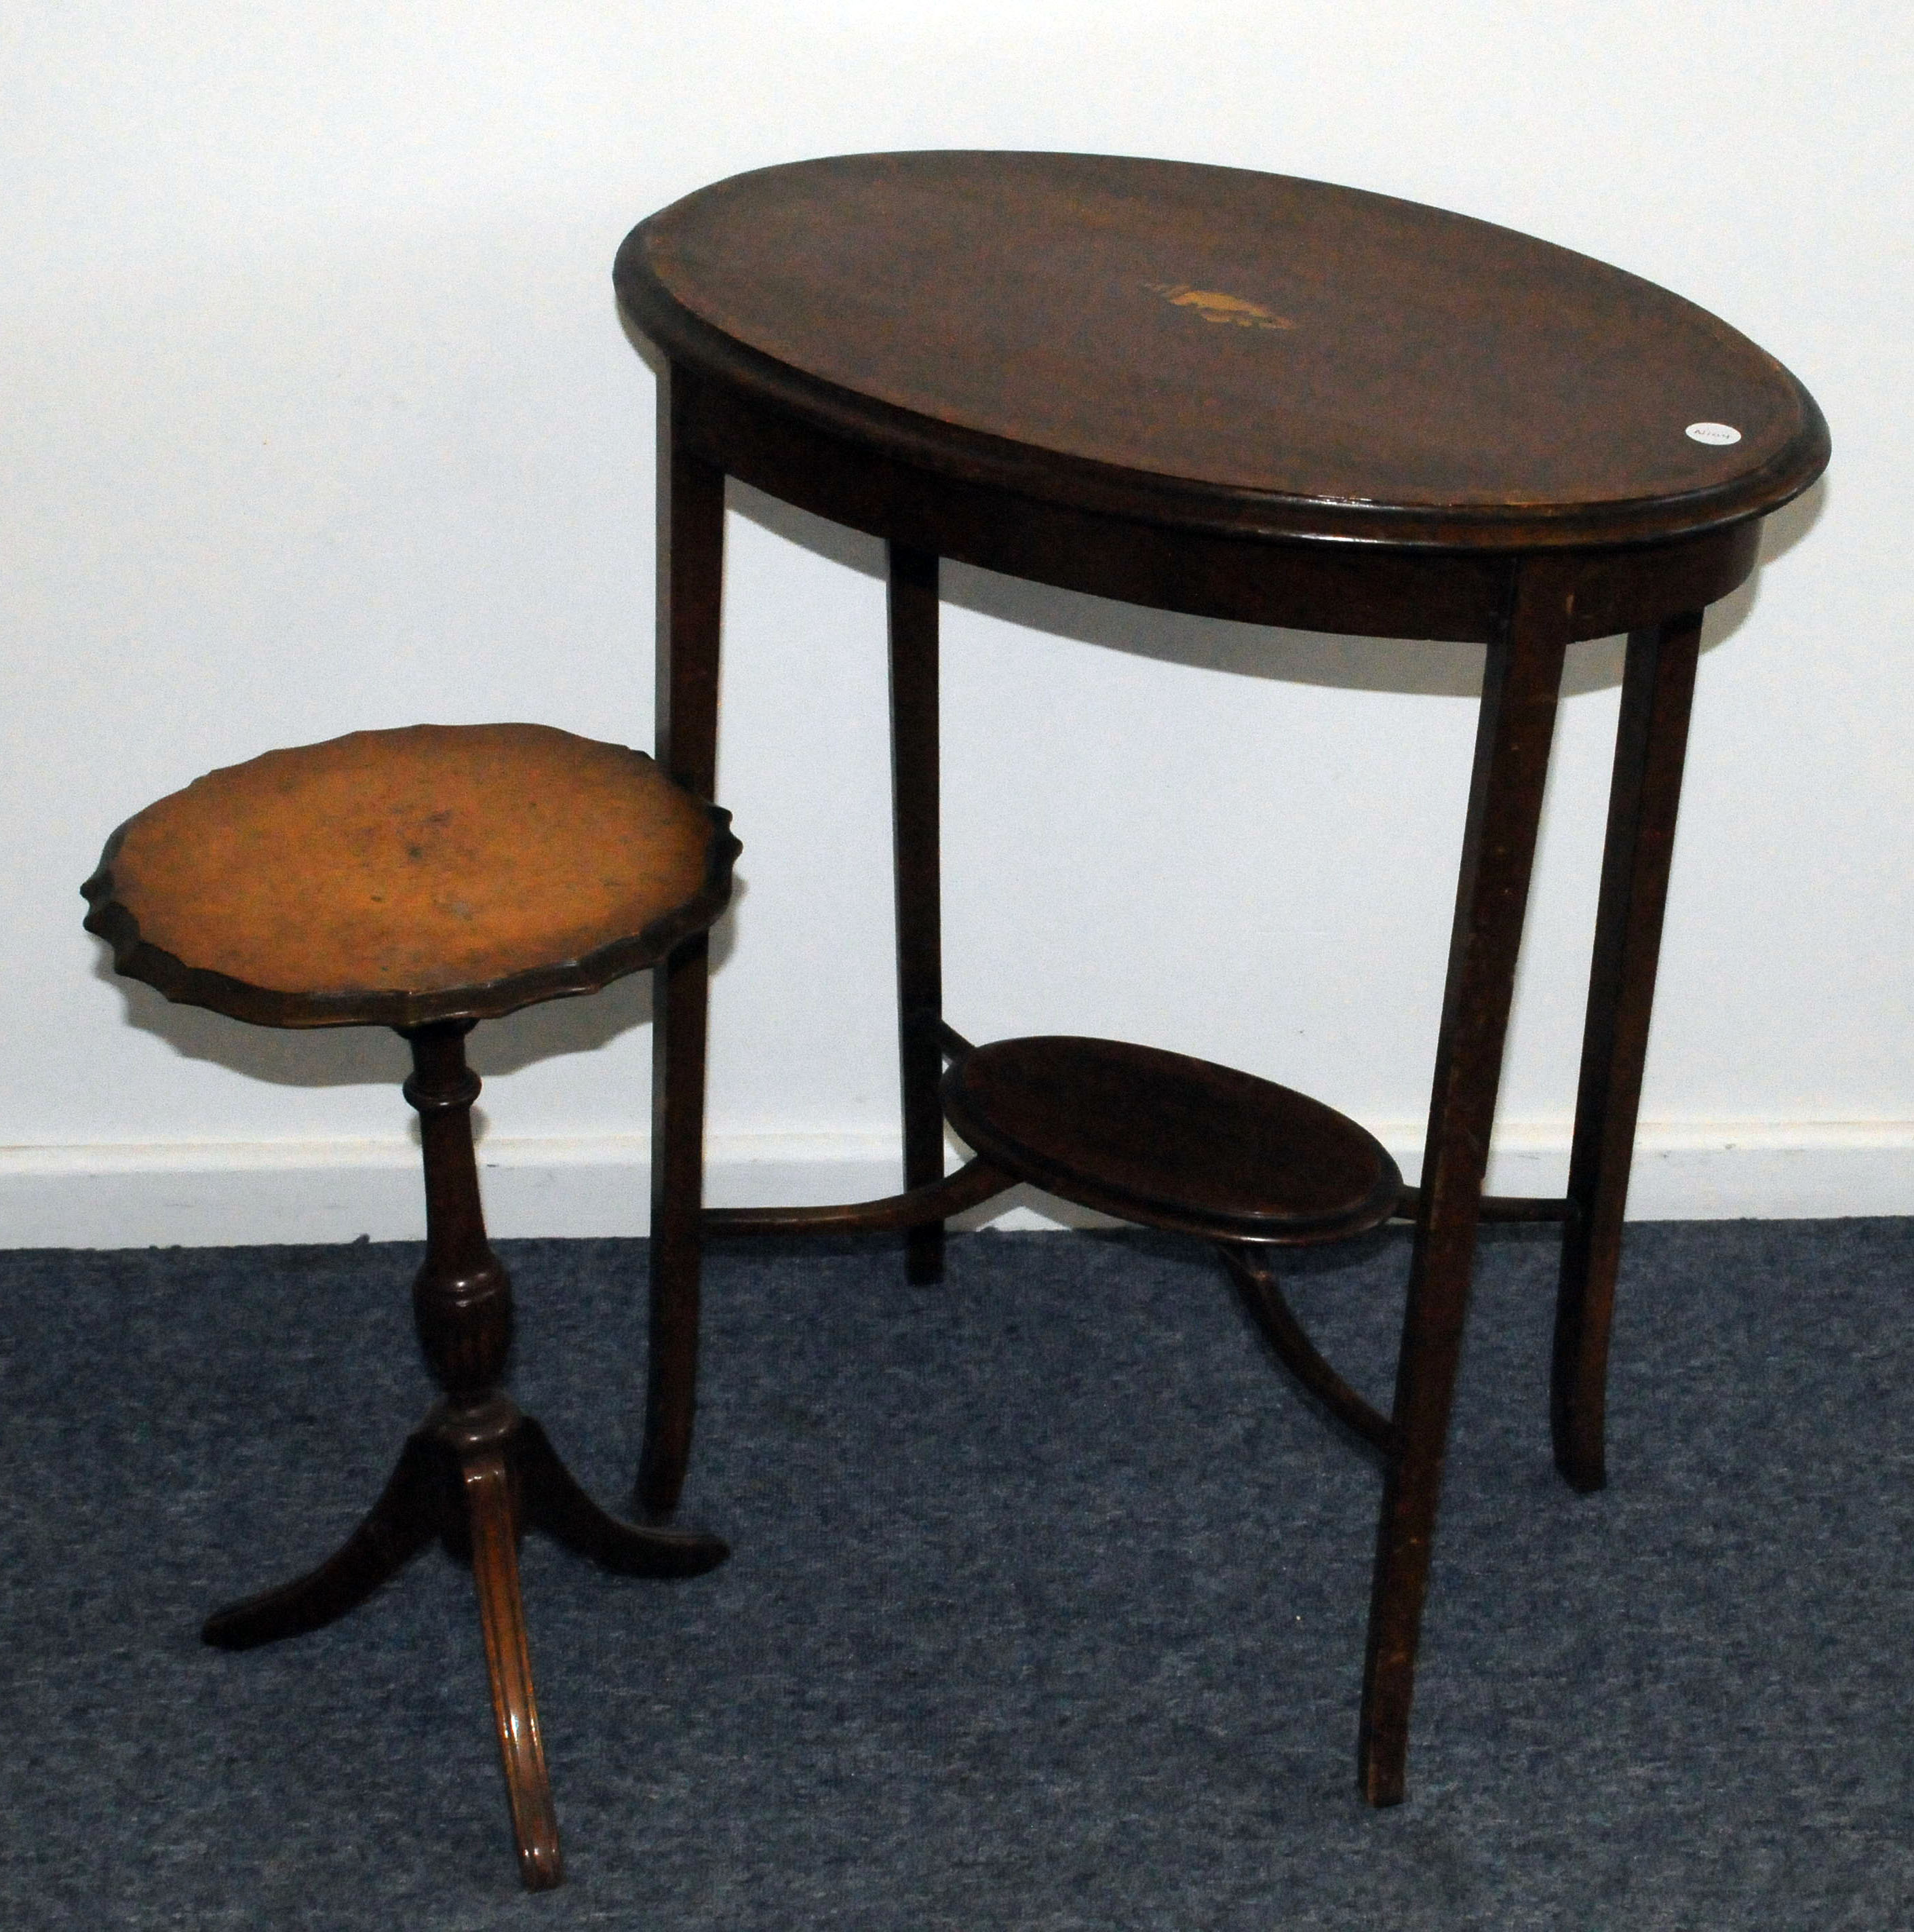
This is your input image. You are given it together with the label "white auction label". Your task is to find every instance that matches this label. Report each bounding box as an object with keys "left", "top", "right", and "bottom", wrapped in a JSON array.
[{"left": 1685, "top": 422, "right": 1742, "bottom": 446}]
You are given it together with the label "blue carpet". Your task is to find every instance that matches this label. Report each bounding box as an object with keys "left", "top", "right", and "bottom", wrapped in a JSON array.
[{"left": 2, "top": 1220, "right": 1910, "bottom": 1927}]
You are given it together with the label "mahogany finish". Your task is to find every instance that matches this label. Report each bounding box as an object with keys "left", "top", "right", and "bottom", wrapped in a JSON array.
[
  {"left": 1551, "top": 614, "right": 1705, "bottom": 1490},
  {"left": 1220, "top": 1245, "right": 1397, "bottom": 1454},
  {"left": 888, "top": 542, "right": 948, "bottom": 1286},
  {"left": 640, "top": 404, "right": 730, "bottom": 1521},
  {"left": 943, "top": 1037, "right": 1402, "bottom": 1245},
  {"left": 616, "top": 152, "right": 1827, "bottom": 1809},
  {"left": 706, "top": 1155, "right": 1013, "bottom": 1237},
  {"left": 626, "top": 152, "right": 1823, "bottom": 553},
  {"left": 84, "top": 724, "right": 739, "bottom": 1889}
]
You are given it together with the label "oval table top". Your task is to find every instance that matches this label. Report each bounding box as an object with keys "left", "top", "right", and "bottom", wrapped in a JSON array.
[
  {"left": 941, "top": 1035, "right": 1403, "bottom": 1245},
  {"left": 619, "top": 151, "right": 1827, "bottom": 551}
]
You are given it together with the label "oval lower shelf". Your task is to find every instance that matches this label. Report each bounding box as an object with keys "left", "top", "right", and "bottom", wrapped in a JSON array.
[{"left": 941, "top": 1035, "right": 1403, "bottom": 1245}]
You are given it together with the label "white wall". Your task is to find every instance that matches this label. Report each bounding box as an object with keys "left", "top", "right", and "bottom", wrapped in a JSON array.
[{"left": 4, "top": 3, "right": 1909, "bottom": 1245}]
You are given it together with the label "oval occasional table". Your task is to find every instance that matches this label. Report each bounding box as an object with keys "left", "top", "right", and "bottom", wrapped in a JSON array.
[{"left": 613, "top": 151, "right": 1828, "bottom": 1806}]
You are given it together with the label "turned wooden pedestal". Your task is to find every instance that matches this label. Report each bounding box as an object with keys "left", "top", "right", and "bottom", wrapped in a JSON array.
[{"left": 83, "top": 721, "right": 740, "bottom": 1889}]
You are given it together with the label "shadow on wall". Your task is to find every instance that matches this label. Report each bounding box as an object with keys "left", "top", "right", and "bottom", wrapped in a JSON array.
[
  {"left": 728, "top": 474, "right": 1826, "bottom": 701},
  {"left": 621, "top": 297, "right": 1827, "bottom": 707},
  {"left": 84, "top": 895, "right": 743, "bottom": 1096},
  {"left": 84, "top": 421, "right": 1826, "bottom": 1097}
]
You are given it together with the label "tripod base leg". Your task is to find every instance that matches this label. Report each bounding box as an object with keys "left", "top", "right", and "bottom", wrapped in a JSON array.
[
  {"left": 517, "top": 1416, "right": 727, "bottom": 1577},
  {"left": 201, "top": 1432, "right": 437, "bottom": 1650},
  {"left": 463, "top": 1446, "right": 563, "bottom": 1891}
]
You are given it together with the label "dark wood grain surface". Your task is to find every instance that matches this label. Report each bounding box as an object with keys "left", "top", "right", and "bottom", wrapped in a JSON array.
[
  {"left": 621, "top": 151, "right": 1827, "bottom": 549},
  {"left": 942, "top": 1036, "right": 1403, "bottom": 1244}
]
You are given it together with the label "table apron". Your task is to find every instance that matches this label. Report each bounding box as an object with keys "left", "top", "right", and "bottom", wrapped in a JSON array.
[{"left": 675, "top": 366, "right": 1762, "bottom": 646}]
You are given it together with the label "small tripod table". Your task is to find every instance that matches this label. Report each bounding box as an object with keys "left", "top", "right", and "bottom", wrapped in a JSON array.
[
  {"left": 83, "top": 722, "right": 740, "bottom": 1887},
  {"left": 615, "top": 151, "right": 1828, "bottom": 1804}
]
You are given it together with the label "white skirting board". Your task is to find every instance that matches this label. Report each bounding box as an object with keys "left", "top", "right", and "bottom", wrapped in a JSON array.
[{"left": 1, "top": 1123, "right": 1910, "bottom": 1249}]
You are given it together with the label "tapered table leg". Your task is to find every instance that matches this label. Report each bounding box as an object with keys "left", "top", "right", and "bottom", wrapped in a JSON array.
[
  {"left": 888, "top": 543, "right": 948, "bottom": 1286},
  {"left": 1552, "top": 613, "right": 1704, "bottom": 1492},
  {"left": 1357, "top": 568, "right": 1569, "bottom": 1806},
  {"left": 642, "top": 366, "right": 727, "bottom": 1520}
]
